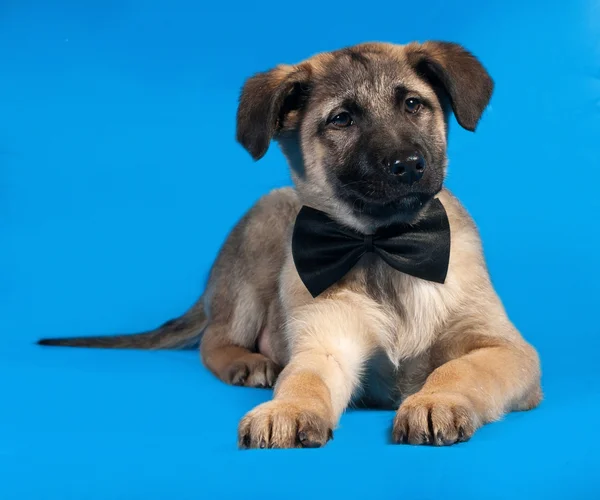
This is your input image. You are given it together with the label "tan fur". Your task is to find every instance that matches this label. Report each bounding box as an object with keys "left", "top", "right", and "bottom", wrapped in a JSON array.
[{"left": 38, "top": 41, "right": 541, "bottom": 449}]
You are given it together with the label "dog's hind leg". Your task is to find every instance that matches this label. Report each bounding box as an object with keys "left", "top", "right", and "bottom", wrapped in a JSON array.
[
  {"left": 198, "top": 189, "right": 299, "bottom": 388},
  {"left": 201, "top": 323, "right": 281, "bottom": 388},
  {"left": 200, "top": 291, "right": 283, "bottom": 388}
]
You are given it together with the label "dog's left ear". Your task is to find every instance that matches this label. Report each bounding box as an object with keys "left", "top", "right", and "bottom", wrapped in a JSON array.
[
  {"left": 406, "top": 41, "right": 494, "bottom": 131},
  {"left": 236, "top": 64, "right": 311, "bottom": 161}
]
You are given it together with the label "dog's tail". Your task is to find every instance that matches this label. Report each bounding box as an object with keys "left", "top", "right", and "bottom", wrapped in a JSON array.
[{"left": 37, "top": 299, "right": 208, "bottom": 350}]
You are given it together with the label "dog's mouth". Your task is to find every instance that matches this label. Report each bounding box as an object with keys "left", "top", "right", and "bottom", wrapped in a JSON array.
[
  {"left": 352, "top": 193, "right": 433, "bottom": 218},
  {"left": 338, "top": 182, "right": 436, "bottom": 219}
]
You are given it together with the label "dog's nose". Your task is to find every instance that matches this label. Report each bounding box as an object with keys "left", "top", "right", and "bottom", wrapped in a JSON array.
[{"left": 385, "top": 151, "right": 426, "bottom": 184}]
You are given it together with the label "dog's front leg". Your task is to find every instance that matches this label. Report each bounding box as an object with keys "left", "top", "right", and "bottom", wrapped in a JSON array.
[
  {"left": 392, "top": 327, "right": 542, "bottom": 446},
  {"left": 238, "top": 296, "right": 375, "bottom": 449}
]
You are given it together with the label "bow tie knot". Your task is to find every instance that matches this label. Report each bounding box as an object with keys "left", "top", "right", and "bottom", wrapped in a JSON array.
[
  {"left": 291, "top": 198, "right": 451, "bottom": 297},
  {"left": 364, "top": 234, "right": 374, "bottom": 253}
]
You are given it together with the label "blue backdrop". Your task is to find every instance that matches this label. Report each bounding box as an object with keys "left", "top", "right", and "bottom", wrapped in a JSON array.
[{"left": 2, "top": 0, "right": 599, "bottom": 498}]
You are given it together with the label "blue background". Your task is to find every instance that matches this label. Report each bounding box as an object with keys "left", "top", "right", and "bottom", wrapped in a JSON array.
[{"left": 1, "top": 0, "right": 599, "bottom": 498}]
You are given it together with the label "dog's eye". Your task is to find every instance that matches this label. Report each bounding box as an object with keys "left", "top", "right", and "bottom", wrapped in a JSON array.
[
  {"left": 329, "top": 112, "right": 354, "bottom": 128},
  {"left": 404, "top": 98, "right": 422, "bottom": 114}
]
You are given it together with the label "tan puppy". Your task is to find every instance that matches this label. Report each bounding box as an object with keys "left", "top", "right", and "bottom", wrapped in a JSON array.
[{"left": 39, "top": 41, "right": 542, "bottom": 449}]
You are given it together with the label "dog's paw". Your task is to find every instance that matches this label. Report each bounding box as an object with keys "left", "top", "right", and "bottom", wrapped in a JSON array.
[
  {"left": 238, "top": 400, "right": 334, "bottom": 449},
  {"left": 227, "top": 354, "right": 281, "bottom": 388},
  {"left": 392, "top": 392, "right": 479, "bottom": 446}
]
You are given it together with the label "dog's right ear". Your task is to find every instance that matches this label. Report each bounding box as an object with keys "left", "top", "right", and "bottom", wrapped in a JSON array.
[{"left": 236, "top": 65, "right": 311, "bottom": 160}]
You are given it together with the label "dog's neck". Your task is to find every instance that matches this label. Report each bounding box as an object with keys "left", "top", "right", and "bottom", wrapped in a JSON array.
[{"left": 295, "top": 188, "right": 433, "bottom": 235}]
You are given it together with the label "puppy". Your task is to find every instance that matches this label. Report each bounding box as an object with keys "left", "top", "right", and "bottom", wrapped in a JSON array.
[{"left": 39, "top": 41, "right": 542, "bottom": 449}]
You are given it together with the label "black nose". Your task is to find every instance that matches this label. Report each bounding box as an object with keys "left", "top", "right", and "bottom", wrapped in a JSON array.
[{"left": 385, "top": 151, "right": 426, "bottom": 184}]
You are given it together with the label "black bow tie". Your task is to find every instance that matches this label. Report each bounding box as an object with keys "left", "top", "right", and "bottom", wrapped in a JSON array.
[{"left": 291, "top": 198, "right": 451, "bottom": 297}]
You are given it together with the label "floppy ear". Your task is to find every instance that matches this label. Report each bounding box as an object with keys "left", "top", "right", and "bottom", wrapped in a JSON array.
[
  {"left": 236, "top": 64, "right": 311, "bottom": 160},
  {"left": 406, "top": 41, "right": 494, "bottom": 131}
]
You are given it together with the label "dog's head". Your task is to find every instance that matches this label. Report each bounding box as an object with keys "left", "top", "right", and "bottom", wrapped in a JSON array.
[{"left": 236, "top": 42, "right": 493, "bottom": 230}]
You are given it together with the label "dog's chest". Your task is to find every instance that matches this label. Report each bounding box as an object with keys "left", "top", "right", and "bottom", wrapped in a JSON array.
[{"left": 360, "top": 258, "right": 448, "bottom": 363}]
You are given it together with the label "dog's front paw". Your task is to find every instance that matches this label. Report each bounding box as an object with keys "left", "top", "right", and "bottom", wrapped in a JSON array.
[
  {"left": 238, "top": 400, "right": 334, "bottom": 449},
  {"left": 392, "top": 392, "right": 480, "bottom": 446}
]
